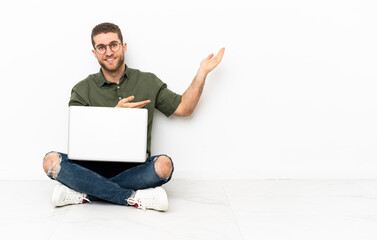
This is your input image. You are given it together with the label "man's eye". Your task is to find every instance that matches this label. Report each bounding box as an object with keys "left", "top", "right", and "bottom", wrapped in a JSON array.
[
  {"left": 97, "top": 45, "right": 105, "bottom": 50},
  {"left": 111, "top": 43, "right": 118, "bottom": 48}
]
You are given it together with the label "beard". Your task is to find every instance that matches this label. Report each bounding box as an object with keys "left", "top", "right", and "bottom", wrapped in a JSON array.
[{"left": 98, "top": 53, "right": 125, "bottom": 73}]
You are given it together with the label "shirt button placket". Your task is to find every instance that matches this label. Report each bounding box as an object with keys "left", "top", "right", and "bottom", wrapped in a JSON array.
[{"left": 117, "top": 85, "right": 121, "bottom": 100}]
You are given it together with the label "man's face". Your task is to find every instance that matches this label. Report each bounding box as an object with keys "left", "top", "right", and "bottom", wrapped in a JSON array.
[{"left": 92, "top": 32, "right": 127, "bottom": 73}]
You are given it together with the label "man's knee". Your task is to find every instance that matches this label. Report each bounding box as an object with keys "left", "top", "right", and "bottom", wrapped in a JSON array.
[
  {"left": 154, "top": 155, "right": 173, "bottom": 179},
  {"left": 43, "top": 152, "right": 62, "bottom": 179}
]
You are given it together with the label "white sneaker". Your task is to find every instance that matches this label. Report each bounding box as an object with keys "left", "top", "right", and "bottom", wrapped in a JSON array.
[
  {"left": 127, "top": 187, "right": 168, "bottom": 211},
  {"left": 50, "top": 183, "right": 90, "bottom": 207}
]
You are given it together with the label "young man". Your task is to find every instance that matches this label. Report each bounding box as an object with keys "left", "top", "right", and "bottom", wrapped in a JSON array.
[{"left": 43, "top": 22, "right": 225, "bottom": 211}]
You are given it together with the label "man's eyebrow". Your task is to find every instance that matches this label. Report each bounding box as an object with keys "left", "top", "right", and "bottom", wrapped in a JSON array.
[
  {"left": 95, "top": 41, "right": 119, "bottom": 48},
  {"left": 95, "top": 43, "right": 106, "bottom": 48}
]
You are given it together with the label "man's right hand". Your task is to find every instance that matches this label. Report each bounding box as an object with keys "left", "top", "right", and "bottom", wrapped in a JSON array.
[{"left": 115, "top": 96, "right": 151, "bottom": 108}]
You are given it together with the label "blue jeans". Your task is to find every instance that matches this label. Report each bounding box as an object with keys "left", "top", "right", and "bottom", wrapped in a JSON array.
[{"left": 44, "top": 152, "right": 174, "bottom": 205}]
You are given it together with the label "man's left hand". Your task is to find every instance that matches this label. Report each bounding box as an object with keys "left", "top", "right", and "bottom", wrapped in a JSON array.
[{"left": 199, "top": 48, "right": 225, "bottom": 76}]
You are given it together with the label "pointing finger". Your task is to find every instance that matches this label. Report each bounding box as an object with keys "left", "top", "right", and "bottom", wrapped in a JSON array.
[{"left": 124, "top": 96, "right": 135, "bottom": 103}]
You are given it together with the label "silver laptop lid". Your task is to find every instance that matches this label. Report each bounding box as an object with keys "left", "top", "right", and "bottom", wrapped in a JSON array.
[{"left": 68, "top": 106, "right": 148, "bottom": 162}]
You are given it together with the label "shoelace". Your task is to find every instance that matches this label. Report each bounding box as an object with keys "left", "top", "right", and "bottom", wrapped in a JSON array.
[
  {"left": 127, "top": 193, "right": 158, "bottom": 211},
  {"left": 127, "top": 198, "right": 145, "bottom": 210},
  {"left": 64, "top": 188, "right": 91, "bottom": 204}
]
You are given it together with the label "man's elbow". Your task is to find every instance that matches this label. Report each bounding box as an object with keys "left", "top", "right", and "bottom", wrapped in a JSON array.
[
  {"left": 182, "top": 109, "right": 194, "bottom": 117},
  {"left": 174, "top": 106, "right": 194, "bottom": 117}
]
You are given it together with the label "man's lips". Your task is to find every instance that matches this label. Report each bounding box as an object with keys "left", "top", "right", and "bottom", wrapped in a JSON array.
[{"left": 105, "top": 57, "right": 116, "bottom": 63}]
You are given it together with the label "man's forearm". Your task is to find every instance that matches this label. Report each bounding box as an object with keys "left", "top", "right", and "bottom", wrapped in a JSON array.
[{"left": 179, "top": 70, "right": 208, "bottom": 116}]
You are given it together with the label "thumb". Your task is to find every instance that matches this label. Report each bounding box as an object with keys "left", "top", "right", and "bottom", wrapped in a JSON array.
[
  {"left": 205, "top": 53, "right": 214, "bottom": 60},
  {"left": 124, "top": 96, "right": 135, "bottom": 103}
]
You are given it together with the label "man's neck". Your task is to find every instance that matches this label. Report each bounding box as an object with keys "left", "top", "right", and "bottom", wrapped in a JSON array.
[{"left": 102, "top": 64, "right": 126, "bottom": 84}]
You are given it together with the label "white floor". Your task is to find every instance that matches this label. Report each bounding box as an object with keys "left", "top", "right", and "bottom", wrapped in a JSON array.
[{"left": 1, "top": 179, "right": 377, "bottom": 240}]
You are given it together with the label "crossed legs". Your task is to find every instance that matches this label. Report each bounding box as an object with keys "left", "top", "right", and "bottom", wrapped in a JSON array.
[{"left": 42, "top": 152, "right": 174, "bottom": 206}]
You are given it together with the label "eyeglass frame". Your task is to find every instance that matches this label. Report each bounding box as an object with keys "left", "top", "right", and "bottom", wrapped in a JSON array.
[{"left": 94, "top": 41, "right": 123, "bottom": 55}]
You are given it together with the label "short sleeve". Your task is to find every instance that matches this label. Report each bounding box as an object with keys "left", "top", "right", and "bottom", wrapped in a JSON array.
[{"left": 155, "top": 84, "right": 182, "bottom": 117}]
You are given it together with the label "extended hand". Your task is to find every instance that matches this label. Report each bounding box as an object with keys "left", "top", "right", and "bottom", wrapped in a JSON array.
[
  {"left": 199, "top": 48, "right": 225, "bottom": 75},
  {"left": 115, "top": 96, "right": 151, "bottom": 108}
]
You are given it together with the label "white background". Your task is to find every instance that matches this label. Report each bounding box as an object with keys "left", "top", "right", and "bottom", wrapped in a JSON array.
[{"left": 0, "top": 0, "right": 376, "bottom": 180}]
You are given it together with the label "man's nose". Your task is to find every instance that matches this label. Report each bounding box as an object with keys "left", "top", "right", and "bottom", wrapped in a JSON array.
[{"left": 105, "top": 45, "right": 114, "bottom": 55}]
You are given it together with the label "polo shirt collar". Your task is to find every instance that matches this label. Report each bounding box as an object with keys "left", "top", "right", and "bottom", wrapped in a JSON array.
[{"left": 96, "top": 64, "right": 129, "bottom": 87}]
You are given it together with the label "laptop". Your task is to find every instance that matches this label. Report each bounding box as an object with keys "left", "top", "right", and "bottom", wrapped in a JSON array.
[{"left": 68, "top": 106, "right": 148, "bottom": 162}]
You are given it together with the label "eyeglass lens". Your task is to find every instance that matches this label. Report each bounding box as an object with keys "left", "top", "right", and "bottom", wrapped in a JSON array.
[{"left": 95, "top": 41, "right": 121, "bottom": 54}]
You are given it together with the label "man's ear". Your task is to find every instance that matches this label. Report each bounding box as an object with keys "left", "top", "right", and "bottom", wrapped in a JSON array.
[
  {"left": 123, "top": 43, "right": 127, "bottom": 53},
  {"left": 92, "top": 49, "right": 97, "bottom": 59}
]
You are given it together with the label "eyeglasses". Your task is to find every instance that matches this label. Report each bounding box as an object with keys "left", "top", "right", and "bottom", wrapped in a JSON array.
[{"left": 94, "top": 41, "right": 122, "bottom": 55}]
